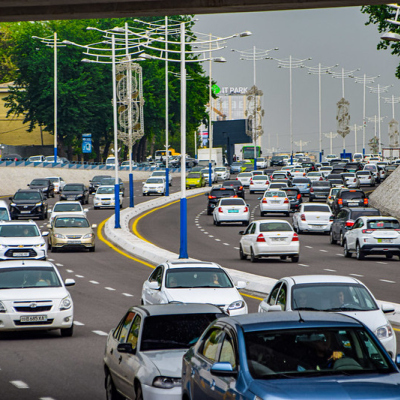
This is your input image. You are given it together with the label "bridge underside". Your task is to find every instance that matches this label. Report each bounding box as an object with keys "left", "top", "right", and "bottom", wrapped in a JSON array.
[{"left": 0, "top": 0, "right": 381, "bottom": 22}]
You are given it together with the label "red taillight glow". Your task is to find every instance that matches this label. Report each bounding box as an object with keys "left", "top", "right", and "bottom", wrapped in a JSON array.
[
  {"left": 310, "top": 188, "right": 314, "bottom": 193},
  {"left": 257, "top": 234, "right": 266, "bottom": 242},
  {"left": 284, "top": 198, "right": 289, "bottom": 204},
  {"left": 362, "top": 229, "right": 376, "bottom": 234},
  {"left": 338, "top": 198, "right": 343, "bottom": 205},
  {"left": 300, "top": 214, "right": 306, "bottom": 221},
  {"left": 297, "top": 194, "right": 301, "bottom": 200},
  {"left": 244, "top": 206, "right": 249, "bottom": 212},
  {"left": 345, "top": 220, "right": 354, "bottom": 227},
  {"left": 262, "top": 198, "right": 267, "bottom": 204},
  {"left": 319, "top": 176, "right": 323, "bottom": 180},
  {"left": 292, "top": 233, "right": 299, "bottom": 241},
  {"left": 364, "top": 198, "right": 368, "bottom": 205},
  {"left": 208, "top": 195, "right": 216, "bottom": 199},
  {"left": 239, "top": 186, "right": 243, "bottom": 190},
  {"left": 218, "top": 207, "right": 223, "bottom": 213}
]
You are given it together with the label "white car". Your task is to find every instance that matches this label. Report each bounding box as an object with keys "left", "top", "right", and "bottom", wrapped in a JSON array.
[
  {"left": 292, "top": 202, "right": 333, "bottom": 234},
  {"left": 94, "top": 185, "right": 124, "bottom": 209},
  {"left": 0, "top": 220, "right": 48, "bottom": 260},
  {"left": 259, "top": 190, "right": 290, "bottom": 217},
  {"left": 214, "top": 166, "right": 230, "bottom": 181},
  {"left": 201, "top": 168, "right": 218, "bottom": 184},
  {"left": 239, "top": 219, "right": 299, "bottom": 263},
  {"left": 341, "top": 172, "right": 360, "bottom": 188},
  {"left": 49, "top": 201, "right": 88, "bottom": 224},
  {"left": 324, "top": 154, "right": 337, "bottom": 162},
  {"left": 344, "top": 216, "right": 400, "bottom": 260},
  {"left": 250, "top": 170, "right": 264, "bottom": 177},
  {"left": 290, "top": 167, "right": 307, "bottom": 178},
  {"left": 306, "top": 171, "right": 324, "bottom": 181},
  {"left": 0, "top": 260, "right": 75, "bottom": 336},
  {"left": 213, "top": 197, "right": 250, "bottom": 226},
  {"left": 363, "top": 164, "right": 380, "bottom": 182},
  {"left": 151, "top": 170, "right": 172, "bottom": 186},
  {"left": 258, "top": 275, "right": 396, "bottom": 358},
  {"left": 249, "top": 175, "right": 270, "bottom": 194},
  {"left": 237, "top": 172, "right": 252, "bottom": 188},
  {"left": 27, "top": 155, "right": 45, "bottom": 163},
  {"left": 268, "top": 182, "right": 289, "bottom": 190},
  {"left": 318, "top": 166, "right": 333, "bottom": 177},
  {"left": 356, "top": 170, "right": 375, "bottom": 186},
  {"left": 270, "top": 171, "right": 291, "bottom": 181},
  {"left": 142, "top": 177, "right": 166, "bottom": 196},
  {"left": 255, "top": 157, "right": 268, "bottom": 168},
  {"left": 46, "top": 176, "right": 66, "bottom": 193},
  {"left": 352, "top": 153, "right": 364, "bottom": 162},
  {"left": 141, "top": 261, "right": 247, "bottom": 315}
]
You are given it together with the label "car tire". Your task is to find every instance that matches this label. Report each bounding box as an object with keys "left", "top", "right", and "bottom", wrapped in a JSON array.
[
  {"left": 344, "top": 241, "right": 351, "bottom": 258},
  {"left": 386, "top": 254, "right": 393, "bottom": 259},
  {"left": 239, "top": 245, "right": 247, "bottom": 260},
  {"left": 242, "top": 221, "right": 249, "bottom": 226},
  {"left": 94, "top": 206, "right": 98, "bottom": 210},
  {"left": 215, "top": 221, "right": 221, "bottom": 226},
  {"left": 330, "top": 230, "right": 337, "bottom": 245},
  {"left": 280, "top": 256, "right": 287, "bottom": 260},
  {"left": 250, "top": 248, "right": 257, "bottom": 263},
  {"left": 250, "top": 191, "right": 254, "bottom": 194},
  {"left": 135, "top": 383, "right": 144, "bottom": 400},
  {"left": 339, "top": 232, "right": 345, "bottom": 247},
  {"left": 356, "top": 242, "right": 364, "bottom": 260},
  {"left": 51, "top": 247, "right": 58, "bottom": 253},
  {"left": 291, "top": 255, "right": 299, "bottom": 263},
  {"left": 207, "top": 208, "right": 212, "bottom": 215},
  {"left": 260, "top": 211, "right": 265, "bottom": 217},
  {"left": 60, "top": 325, "right": 73, "bottom": 337},
  {"left": 309, "top": 197, "right": 313, "bottom": 202},
  {"left": 89, "top": 246, "right": 95, "bottom": 252},
  {"left": 48, "top": 241, "right": 52, "bottom": 250},
  {"left": 105, "top": 372, "right": 123, "bottom": 400},
  {"left": 285, "top": 212, "right": 290, "bottom": 217}
]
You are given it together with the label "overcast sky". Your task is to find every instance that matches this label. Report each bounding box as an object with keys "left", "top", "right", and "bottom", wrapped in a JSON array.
[{"left": 194, "top": 7, "right": 400, "bottom": 156}]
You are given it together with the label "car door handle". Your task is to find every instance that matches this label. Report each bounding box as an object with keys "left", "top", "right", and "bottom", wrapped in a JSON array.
[{"left": 118, "top": 355, "right": 122, "bottom": 364}]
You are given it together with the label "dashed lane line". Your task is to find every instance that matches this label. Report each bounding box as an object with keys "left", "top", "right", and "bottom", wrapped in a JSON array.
[
  {"left": 10, "top": 381, "right": 29, "bottom": 389},
  {"left": 305, "top": 246, "right": 313, "bottom": 249},
  {"left": 74, "top": 321, "right": 85, "bottom": 326},
  {"left": 123, "top": 293, "right": 134, "bottom": 297},
  {"left": 92, "top": 330, "right": 108, "bottom": 336},
  {"left": 320, "top": 250, "right": 328, "bottom": 253},
  {"left": 380, "top": 279, "right": 396, "bottom": 284},
  {"left": 105, "top": 287, "right": 116, "bottom": 291},
  {"left": 90, "top": 280, "right": 99, "bottom": 284},
  {"left": 350, "top": 274, "right": 364, "bottom": 277},
  {"left": 324, "top": 269, "right": 337, "bottom": 272},
  {"left": 377, "top": 262, "right": 388, "bottom": 265}
]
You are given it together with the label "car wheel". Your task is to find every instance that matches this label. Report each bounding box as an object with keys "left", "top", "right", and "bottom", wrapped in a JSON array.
[
  {"left": 239, "top": 245, "right": 247, "bottom": 260},
  {"left": 344, "top": 241, "right": 351, "bottom": 258},
  {"left": 242, "top": 221, "right": 249, "bottom": 226},
  {"left": 250, "top": 191, "right": 254, "bottom": 194},
  {"left": 94, "top": 206, "right": 98, "bottom": 210},
  {"left": 215, "top": 220, "right": 221, "bottom": 226},
  {"left": 386, "top": 254, "right": 393, "bottom": 259},
  {"left": 207, "top": 208, "right": 212, "bottom": 215},
  {"left": 89, "top": 246, "right": 95, "bottom": 252},
  {"left": 60, "top": 325, "right": 73, "bottom": 337},
  {"left": 280, "top": 256, "right": 287, "bottom": 260},
  {"left": 51, "top": 247, "right": 57, "bottom": 253},
  {"left": 135, "top": 383, "right": 144, "bottom": 400},
  {"left": 250, "top": 248, "right": 257, "bottom": 263},
  {"left": 260, "top": 211, "right": 265, "bottom": 217},
  {"left": 48, "top": 241, "right": 52, "bottom": 250},
  {"left": 309, "top": 197, "right": 313, "bottom": 202},
  {"left": 105, "top": 372, "right": 123, "bottom": 400},
  {"left": 291, "top": 255, "right": 299, "bottom": 263},
  {"left": 356, "top": 242, "right": 364, "bottom": 260},
  {"left": 330, "top": 230, "right": 337, "bottom": 245}
]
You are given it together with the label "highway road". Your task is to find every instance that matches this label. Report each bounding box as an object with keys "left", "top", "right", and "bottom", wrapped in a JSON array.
[{"left": 0, "top": 177, "right": 399, "bottom": 400}]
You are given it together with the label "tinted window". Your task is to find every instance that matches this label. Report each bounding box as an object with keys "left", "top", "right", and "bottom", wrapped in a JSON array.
[
  {"left": 187, "top": 173, "right": 201, "bottom": 179},
  {"left": 303, "top": 205, "right": 331, "bottom": 212},
  {"left": 220, "top": 199, "right": 245, "bottom": 206},
  {"left": 97, "top": 187, "right": 114, "bottom": 194},
  {"left": 259, "top": 222, "right": 292, "bottom": 232},
  {"left": 54, "top": 217, "right": 89, "bottom": 228},
  {"left": 53, "top": 203, "right": 82, "bottom": 212},
  {"left": 0, "top": 224, "right": 39, "bottom": 237},
  {"left": 293, "top": 178, "right": 309, "bottom": 183},
  {"left": 14, "top": 191, "right": 41, "bottom": 201},
  {"left": 312, "top": 181, "right": 331, "bottom": 187},
  {"left": 31, "top": 179, "right": 49, "bottom": 185},
  {"left": 367, "top": 219, "right": 400, "bottom": 229},
  {"left": 351, "top": 210, "right": 380, "bottom": 219},
  {"left": 341, "top": 191, "right": 365, "bottom": 199},
  {"left": 0, "top": 266, "right": 61, "bottom": 289},
  {"left": 63, "top": 185, "right": 84, "bottom": 191}
]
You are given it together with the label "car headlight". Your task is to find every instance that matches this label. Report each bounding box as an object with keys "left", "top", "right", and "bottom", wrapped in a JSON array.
[
  {"left": 228, "top": 300, "right": 245, "bottom": 311},
  {"left": 152, "top": 376, "right": 181, "bottom": 389},
  {"left": 34, "top": 242, "right": 46, "bottom": 247},
  {"left": 59, "top": 294, "right": 72, "bottom": 311},
  {"left": 35, "top": 202, "right": 43, "bottom": 206},
  {"left": 0, "top": 244, "right": 7, "bottom": 249},
  {"left": 77, "top": 194, "right": 83, "bottom": 197},
  {"left": 375, "top": 324, "right": 394, "bottom": 339},
  {"left": 0, "top": 301, "right": 6, "bottom": 313},
  {"left": 10, "top": 203, "right": 16, "bottom": 207},
  {"left": 82, "top": 233, "right": 94, "bottom": 239},
  {"left": 143, "top": 186, "right": 148, "bottom": 190},
  {"left": 54, "top": 233, "right": 66, "bottom": 239}
]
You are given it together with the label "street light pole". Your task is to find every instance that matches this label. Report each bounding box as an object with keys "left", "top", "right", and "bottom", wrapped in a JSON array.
[
  {"left": 323, "top": 132, "right": 338, "bottom": 155},
  {"left": 165, "top": 16, "right": 170, "bottom": 196},
  {"left": 350, "top": 124, "right": 363, "bottom": 154}
]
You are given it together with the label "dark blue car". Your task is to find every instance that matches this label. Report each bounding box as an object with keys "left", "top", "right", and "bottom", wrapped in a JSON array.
[{"left": 182, "top": 312, "right": 400, "bottom": 399}]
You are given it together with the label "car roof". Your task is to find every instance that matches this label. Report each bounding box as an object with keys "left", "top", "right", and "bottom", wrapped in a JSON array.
[
  {"left": 131, "top": 303, "right": 225, "bottom": 317},
  {"left": 53, "top": 213, "right": 88, "bottom": 219},
  {"left": 164, "top": 260, "right": 222, "bottom": 270},
  {"left": 0, "top": 260, "right": 56, "bottom": 269},
  {"left": 284, "top": 274, "right": 359, "bottom": 285},
  {"left": 360, "top": 216, "right": 398, "bottom": 221},
  {"left": 0, "top": 220, "right": 38, "bottom": 226}
]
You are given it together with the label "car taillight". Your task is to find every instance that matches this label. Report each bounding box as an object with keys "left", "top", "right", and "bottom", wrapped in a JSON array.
[
  {"left": 300, "top": 214, "right": 306, "bottom": 221},
  {"left": 297, "top": 194, "right": 301, "bottom": 200},
  {"left": 303, "top": 173, "right": 306, "bottom": 176},
  {"left": 270, "top": 175, "right": 273, "bottom": 179},
  {"left": 257, "top": 234, "right": 266, "bottom": 242},
  {"left": 345, "top": 220, "right": 354, "bottom": 227},
  {"left": 310, "top": 188, "right": 314, "bottom": 192},
  {"left": 244, "top": 206, "right": 249, "bottom": 212},
  {"left": 262, "top": 198, "right": 267, "bottom": 204},
  {"left": 250, "top": 180, "right": 254, "bottom": 185},
  {"left": 362, "top": 229, "right": 376, "bottom": 234},
  {"left": 319, "top": 176, "right": 323, "bottom": 180},
  {"left": 239, "top": 186, "right": 243, "bottom": 190},
  {"left": 292, "top": 233, "right": 299, "bottom": 241},
  {"left": 218, "top": 207, "right": 223, "bottom": 213},
  {"left": 338, "top": 198, "right": 343, "bottom": 205},
  {"left": 208, "top": 195, "right": 216, "bottom": 199},
  {"left": 233, "top": 195, "right": 238, "bottom": 198},
  {"left": 284, "top": 198, "right": 289, "bottom": 204},
  {"left": 364, "top": 198, "right": 368, "bottom": 205},
  {"left": 353, "top": 178, "right": 356, "bottom": 182},
  {"left": 236, "top": 177, "right": 239, "bottom": 180}
]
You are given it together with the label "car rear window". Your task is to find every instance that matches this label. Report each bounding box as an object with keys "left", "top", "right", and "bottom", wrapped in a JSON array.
[
  {"left": 293, "top": 178, "right": 309, "bottom": 183},
  {"left": 259, "top": 222, "right": 292, "bottom": 232},
  {"left": 253, "top": 176, "right": 268, "bottom": 181},
  {"left": 357, "top": 171, "right": 370, "bottom": 176},
  {"left": 303, "top": 205, "right": 331, "bottom": 212},
  {"left": 312, "top": 181, "right": 331, "bottom": 187},
  {"left": 367, "top": 219, "right": 400, "bottom": 229},
  {"left": 265, "top": 191, "right": 286, "bottom": 197},
  {"left": 220, "top": 199, "right": 245, "bottom": 206},
  {"left": 341, "top": 191, "right": 365, "bottom": 199},
  {"left": 351, "top": 210, "right": 380, "bottom": 219},
  {"left": 283, "top": 189, "right": 299, "bottom": 196},
  {"left": 210, "top": 189, "right": 236, "bottom": 196},
  {"left": 364, "top": 165, "right": 377, "bottom": 171}
]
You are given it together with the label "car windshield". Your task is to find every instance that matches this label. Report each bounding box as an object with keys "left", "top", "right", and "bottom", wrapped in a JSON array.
[
  {"left": 0, "top": 208, "right": 9, "bottom": 221},
  {"left": 63, "top": 185, "right": 83, "bottom": 192},
  {"left": 245, "top": 326, "right": 392, "bottom": 379},
  {"left": 152, "top": 172, "right": 165, "bottom": 176},
  {"left": 367, "top": 219, "right": 400, "bottom": 229},
  {"left": 97, "top": 187, "right": 114, "bottom": 194},
  {"left": 0, "top": 267, "right": 61, "bottom": 289},
  {"left": 215, "top": 168, "right": 226, "bottom": 172},
  {"left": 265, "top": 191, "right": 286, "bottom": 197},
  {"left": 93, "top": 176, "right": 111, "bottom": 182},
  {"left": 146, "top": 178, "right": 164, "bottom": 184},
  {"left": 357, "top": 172, "right": 370, "bottom": 176},
  {"left": 53, "top": 203, "right": 82, "bottom": 212},
  {"left": 187, "top": 173, "right": 201, "bottom": 179},
  {"left": 273, "top": 174, "right": 286, "bottom": 178},
  {"left": 293, "top": 178, "right": 309, "bottom": 183},
  {"left": 259, "top": 222, "right": 292, "bottom": 232},
  {"left": 165, "top": 268, "right": 233, "bottom": 289},
  {"left": 140, "top": 313, "right": 221, "bottom": 351},
  {"left": 341, "top": 191, "right": 364, "bottom": 199},
  {"left": 30, "top": 179, "right": 48, "bottom": 185},
  {"left": 13, "top": 191, "right": 41, "bottom": 201},
  {"left": 54, "top": 217, "right": 89, "bottom": 228},
  {"left": 219, "top": 199, "right": 245, "bottom": 206},
  {"left": 303, "top": 205, "right": 331, "bottom": 213},
  {"left": 0, "top": 224, "right": 39, "bottom": 237},
  {"left": 29, "top": 156, "right": 42, "bottom": 161},
  {"left": 312, "top": 182, "right": 330, "bottom": 187},
  {"left": 47, "top": 178, "right": 59, "bottom": 183}
]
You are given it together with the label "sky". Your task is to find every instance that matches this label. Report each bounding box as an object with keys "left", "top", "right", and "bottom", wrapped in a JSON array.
[{"left": 194, "top": 7, "right": 400, "bottom": 157}]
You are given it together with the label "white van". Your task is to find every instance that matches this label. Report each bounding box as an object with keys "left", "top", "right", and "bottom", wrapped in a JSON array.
[
  {"left": 105, "top": 157, "right": 118, "bottom": 167},
  {"left": 352, "top": 153, "right": 363, "bottom": 162}
]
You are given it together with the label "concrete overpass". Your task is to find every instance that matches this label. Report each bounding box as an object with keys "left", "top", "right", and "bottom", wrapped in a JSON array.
[{"left": 0, "top": 0, "right": 385, "bottom": 23}]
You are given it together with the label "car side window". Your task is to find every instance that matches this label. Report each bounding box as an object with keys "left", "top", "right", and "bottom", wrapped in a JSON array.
[
  {"left": 219, "top": 333, "right": 237, "bottom": 369},
  {"left": 244, "top": 224, "right": 253, "bottom": 235},
  {"left": 276, "top": 283, "right": 287, "bottom": 310},
  {"left": 337, "top": 210, "right": 346, "bottom": 219},
  {"left": 353, "top": 219, "right": 363, "bottom": 229},
  {"left": 113, "top": 311, "right": 135, "bottom": 342},
  {"left": 250, "top": 224, "right": 257, "bottom": 234},
  {"left": 268, "top": 283, "right": 282, "bottom": 306},
  {"left": 200, "top": 328, "right": 225, "bottom": 362},
  {"left": 127, "top": 314, "right": 142, "bottom": 349},
  {"left": 149, "top": 266, "right": 163, "bottom": 285}
]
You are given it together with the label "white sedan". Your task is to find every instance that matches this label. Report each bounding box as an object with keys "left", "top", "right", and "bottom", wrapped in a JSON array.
[
  {"left": 213, "top": 197, "right": 250, "bottom": 226},
  {"left": 239, "top": 219, "right": 300, "bottom": 263},
  {"left": 0, "top": 260, "right": 75, "bottom": 336},
  {"left": 356, "top": 170, "right": 375, "bottom": 186},
  {"left": 292, "top": 202, "right": 333, "bottom": 234},
  {"left": 258, "top": 275, "right": 396, "bottom": 358},
  {"left": 214, "top": 166, "right": 230, "bottom": 181},
  {"left": 142, "top": 177, "right": 166, "bottom": 196},
  {"left": 49, "top": 201, "right": 88, "bottom": 224},
  {"left": 306, "top": 171, "right": 325, "bottom": 181},
  {"left": 46, "top": 176, "right": 66, "bottom": 193},
  {"left": 141, "top": 261, "right": 247, "bottom": 315},
  {"left": 259, "top": 190, "right": 290, "bottom": 217},
  {"left": 93, "top": 185, "right": 124, "bottom": 209},
  {"left": 237, "top": 172, "right": 252, "bottom": 188},
  {"left": 341, "top": 172, "right": 360, "bottom": 188},
  {"left": 290, "top": 168, "right": 307, "bottom": 178},
  {"left": 151, "top": 170, "right": 172, "bottom": 186},
  {"left": 249, "top": 175, "right": 270, "bottom": 193}
]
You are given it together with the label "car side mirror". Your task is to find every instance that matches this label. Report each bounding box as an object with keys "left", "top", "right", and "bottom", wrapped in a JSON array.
[
  {"left": 42, "top": 231, "right": 49, "bottom": 237},
  {"left": 149, "top": 281, "right": 160, "bottom": 290},
  {"left": 91, "top": 224, "right": 97, "bottom": 229},
  {"left": 65, "top": 278, "right": 76, "bottom": 287},
  {"left": 381, "top": 303, "right": 395, "bottom": 314},
  {"left": 210, "top": 362, "right": 237, "bottom": 377},
  {"left": 117, "top": 343, "right": 137, "bottom": 355},
  {"left": 239, "top": 231, "right": 244, "bottom": 235},
  {"left": 236, "top": 280, "right": 246, "bottom": 290}
]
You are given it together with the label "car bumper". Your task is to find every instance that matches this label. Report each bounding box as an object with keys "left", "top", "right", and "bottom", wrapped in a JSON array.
[
  {"left": 310, "top": 193, "right": 329, "bottom": 200},
  {"left": 0, "top": 247, "right": 47, "bottom": 260},
  {"left": 360, "top": 244, "right": 400, "bottom": 255},
  {"left": 52, "top": 237, "right": 95, "bottom": 249},
  {"left": 253, "top": 242, "right": 300, "bottom": 256},
  {"left": 216, "top": 213, "right": 250, "bottom": 223},
  {"left": 298, "top": 221, "right": 332, "bottom": 232},
  {"left": 143, "top": 189, "right": 164, "bottom": 194},
  {"left": 260, "top": 204, "right": 290, "bottom": 212},
  {"left": 142, "top": 382, "right": 181, "bottom": 400}
]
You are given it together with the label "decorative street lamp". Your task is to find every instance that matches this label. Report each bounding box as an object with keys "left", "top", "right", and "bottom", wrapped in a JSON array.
[
  {"left": 383, "top": 95, "right": 400, "bottom": 149},
  {"left": 294, "top": 140, "right": 309, "bottom": 153}
]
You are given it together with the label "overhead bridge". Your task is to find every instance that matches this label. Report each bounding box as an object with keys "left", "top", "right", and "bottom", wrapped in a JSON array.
[{"left": 0, "top": 0, "right": 385, "bottom": 22}]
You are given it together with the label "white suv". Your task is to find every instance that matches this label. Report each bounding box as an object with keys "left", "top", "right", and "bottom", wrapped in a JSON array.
[
  {"left": 344, "top": 216, "right": 400, "bottom": 260},
  {"left": 0, "top": 220, "right": 48, "bottom": 260}
]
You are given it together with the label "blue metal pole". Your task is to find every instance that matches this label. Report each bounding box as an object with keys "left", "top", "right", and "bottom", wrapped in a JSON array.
[
  {"left": 54, "top": 147, "right": 58, "bottom": 164},
  {"left": 179, "top": 197, "right": 188, "bottom": 258},
  {"left": 166, "top": 167, "right": 170, "bottom": 196},
  {"left": 254, "top": 158, "right": 257, "bottom": 170},
  {"left": 208, "top": 162, "right": 212, "bottom": 187},
  {"left": 115, "top": 183, "right": 121, "bottom": 228},
  {"left": 129, "top": 173, "right": 134, "bottom": 207},
  {"left": 319, "top": 152, "right": 322, "bottom": 162}
]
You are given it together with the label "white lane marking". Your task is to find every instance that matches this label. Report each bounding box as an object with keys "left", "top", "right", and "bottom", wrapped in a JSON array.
[
  {"left": 66, "top": 269, "right": 74, "bottom": 273},
  {"left": 305, "top": 246, "right": 313, "bottom": 249},
  {"left": 336, "top": 254, "right": 344, "bottom": 257},
  {"left": 122, "top": 293, "right": 134, "bottom": 297},
  {"left": 377, "top": 262, "right": 388, "bottom": 265},
  {"left": 223, "top": 243, "right": 230, "bottom": 246},
  {"left": 90, "top": 280, "right": 99, "bottom": 285},
  {"left": 55, "top": 263, "right": 63, "bottom": 267},
  {"left": 74, "top": 321, "right": 85, "bottom": 326},
  {"left": 349, "top": 274, "right": 364, "bottom": 277},
  {"left": 215, "top": 239, "right": 221, "bottom": 242},
  {"left": 200, "top": 229, "right": 205, "bottom": 232},
  {"left": 93, "top": 330, "right": 108, "bottom": 336},
  {"left": 40, "top": 397, "right": 56, "bottom": 400},
  {"left": 298, "top": 264, "right": 309, "bottom": 267},
  {"left": 105, "top": 287, "right": 116, "bottom": 291},
  {"left": 380, "top": 279, "right": 396, "bottom": 284},
  {"left": 234, "top": 247, "right": 240, "bottom": 250},
  {"left": 75, "top": 275, "right": 84, "bottom": 278},
  {"left": 10, "top": 381, "right": 29, "bottom": 389},
  {"left": 47, "top": 258, "right": 54, "bottom": 261},
  {"left": 320, "top": 250, "right": 328, "bottom": 253},
  {"left": 324, "top": 269, "right": 337, "bottom": 272},
  {"left": 208, "top": 235, "right": 214, "bottom": 238},
  {"left": 204, "top": 232, "right": 208, "bottom": 234}
]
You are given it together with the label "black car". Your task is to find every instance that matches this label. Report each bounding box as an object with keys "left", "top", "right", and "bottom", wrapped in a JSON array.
[
  {"left": 1, "top": 153, "right": 23, "bottom": 161},
  {"left": 332, "top": 188, "right": 368, "bottom": 214},
  {"left": 270, "top": 156, "right": 285, "bottom": 166},
  {"left": 330, "top": 206, "right": 381, "bottom": 246},
  {"left": 89, "top": 175, "right": 112, "bottom": 194},
  {"left": 221, "top": 180, "right": 245, "bottom": 199},
  {"left": 9, "top": 189, "right": 48, "bottom": 220},
  {"left": 28, "top": 178, "right": 55, "bottom": 198},
  {"left": 282, "top": 187, "right": 302, "bottom": 211},
  {"left": 205, "top": 187, "right": 236, "bottom": 215},
  {"left": 309, "top": 180, "right": 332, "bottom": 201},
  {"left": 331, "top": 167, "right": 347, "bottom": 174},
  {"left": 60, "top": 183, "right": 89, "bottom": 204},
  {"left": 326, "top": 173, "right": 345, "bottom": 184},
  {"left": 345, "top": 162, "right": 363, "bottom": 172}
]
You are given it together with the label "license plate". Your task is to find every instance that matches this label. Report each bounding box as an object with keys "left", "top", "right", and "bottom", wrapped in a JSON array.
[
  {"left": 20, "top": 315, "right": 47, "bottom": 323},
  {"left": 228, "top": 210, "right": 239, "bottom": 213},
  {"left": 67, "top": 240, "right": 81, "bottom": 244},
  {"left": 20, "top": 211, "right": 30, "bottom": 214},
  {"left": 378, "top": 239, "right": 393, "bottom": 243},
  {"left": 14, "top": 252, "right": 29, "bottom": 257},
  {"left": 102, "top": 201, "right": 110, "bottom": 205},
  {"left": 348, "top": 202, "right": 358, "bottom": 206},
  {"left": 271, "top": 200, "right": 280, "bottom": 204},
  {"left": 310, "top": 225, "right": 325, "bottom": 229},
  {"left": 272, "top": 237, "right": 286, "bottom": 241},
  {"left": 67, "top": 197, "right": 75, "bottom": 200}
]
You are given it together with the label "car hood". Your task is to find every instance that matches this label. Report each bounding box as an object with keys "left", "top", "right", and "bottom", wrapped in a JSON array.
[
  {"left": 250, "top": 374, "right": 400, "bottom": 399},
  {"left": 164, "top": 287, "right": 242, "bottom": 306},
  {"left": 338, "top": 309, "right": 389, "bottom": 332},
  {"left": 143, "top": 349, "right": 187, "bottom": 377},
  {"left": 0, "top": 287, "right": 68, "bottom": 300},
  {"left": 0, "top": 237, "right": 44, "bottom": 245},
  {"left": 30, "top": 184, "right": 47, "bottom": 189},
  {"left": 186, "top": 178, "right": 201, "bottom": 182},
  {"left": 52, "top": 227, "right": 92, "bottom": 235},
  {"left": 12, "top": 199, "right": 41, "bottom": 204},
  {"left": 95, "top": 194, "right": 115, "bottom": 199}
]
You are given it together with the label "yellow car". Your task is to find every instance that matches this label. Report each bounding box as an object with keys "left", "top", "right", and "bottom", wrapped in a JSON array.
[
  {"left": 240, "top": 162, "right": 254, "bottom": 172},
  {"left": 186, "top": 172, "right": 205, "bottom": 189}
]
